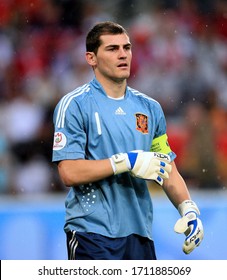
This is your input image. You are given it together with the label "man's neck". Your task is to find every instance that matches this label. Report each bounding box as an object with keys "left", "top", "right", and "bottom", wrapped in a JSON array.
[{"left": 96, "top": 75, "right": 127, "bottom": 98}]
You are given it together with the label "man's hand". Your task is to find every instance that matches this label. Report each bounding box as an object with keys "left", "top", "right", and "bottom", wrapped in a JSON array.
[
  {"left": 174, "top": 200, "right": 204, "bottom": 254},
  {"left": 110, "top": 151, "right": 172, "bottom": 185}
]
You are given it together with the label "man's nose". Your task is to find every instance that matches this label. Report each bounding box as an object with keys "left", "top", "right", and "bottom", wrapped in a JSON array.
[{"left": 118, "top": 48, "right": 127, "bottom": 58}]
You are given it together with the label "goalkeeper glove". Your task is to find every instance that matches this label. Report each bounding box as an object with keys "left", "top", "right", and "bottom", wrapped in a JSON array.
[
  {"left": 110, "top": 151, "right": 172, "bottom": 185},
  {"left": 174, "top": 200, "right": 204, "bottom": 254}
]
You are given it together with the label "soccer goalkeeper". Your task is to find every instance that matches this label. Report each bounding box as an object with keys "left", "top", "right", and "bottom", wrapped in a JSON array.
[{"left": 52, "top": 21, "right": 204, "bottom": 260}]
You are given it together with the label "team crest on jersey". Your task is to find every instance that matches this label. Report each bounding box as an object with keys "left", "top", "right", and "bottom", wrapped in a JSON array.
[
  {"left": 135, "top": 113, "right": 148, "bottom": 134},
  {"left": 53, "top": 132, "right": 67, "bottom": 150}
]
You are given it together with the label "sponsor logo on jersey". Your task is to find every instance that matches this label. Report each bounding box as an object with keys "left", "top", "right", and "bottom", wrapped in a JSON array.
[
  {"left": 135, "top": 113, "right": 148, "bottom": 134},
  {"left": 53, "top": 132, "right": 67, "bottom": 150},
  {"left": 115, "top": 107, "right": 126, "bottom": 115}
]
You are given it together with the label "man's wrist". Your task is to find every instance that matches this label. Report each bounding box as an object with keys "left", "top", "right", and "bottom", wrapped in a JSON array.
[
  {"left": 110, "top": 153, "right": 131, "bottom": 174},
  {"left": 178, "top": 200, "right": 200, "bottom": 216}
]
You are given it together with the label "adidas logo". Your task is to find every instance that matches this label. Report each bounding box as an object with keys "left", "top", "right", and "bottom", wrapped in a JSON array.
[{"left": 115, "top": 107, "right": 126, "bottom": 115}]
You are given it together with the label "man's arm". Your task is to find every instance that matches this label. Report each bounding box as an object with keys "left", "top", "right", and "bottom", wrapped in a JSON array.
[
  {"left": 162, "top": 161, "right": 191, "bottom": 208},
  {"left": 58, "top": 159, "right": 113, "bottom": 186},
  {"left": 163, "top": 161, "right": 204, "bottom": 254},
  {"left": 58, "top": 151, "right": 172, "bottom": 187}
]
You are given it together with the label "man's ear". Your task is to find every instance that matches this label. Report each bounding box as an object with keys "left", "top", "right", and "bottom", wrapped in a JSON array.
[{"left": 86, "top": 52, "right": 97, "bottom": 67}]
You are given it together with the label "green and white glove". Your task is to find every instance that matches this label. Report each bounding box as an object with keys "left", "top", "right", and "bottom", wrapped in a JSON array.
[
  {"left": 174, "top": 200, "right": 204, "bottom": 254},
  {"left": 110, "top": 151, "right": 172, "bottom": 185}
]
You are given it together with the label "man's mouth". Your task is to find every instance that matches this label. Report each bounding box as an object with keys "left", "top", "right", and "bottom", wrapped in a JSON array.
[{"left": 118, "top": 63, "right": 128, "bottom": 68}]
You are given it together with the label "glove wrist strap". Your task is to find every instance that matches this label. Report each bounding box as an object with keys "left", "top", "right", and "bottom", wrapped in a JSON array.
[
  {"left": 110, "top": 153, "right": 131, "bottom": 175},
  {"left": 178, "top": 200, "right": 200, "bottom": 216}
]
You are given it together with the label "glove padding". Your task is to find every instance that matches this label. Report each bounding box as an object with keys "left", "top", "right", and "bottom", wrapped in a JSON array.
[
  {"left": 174, "top": 200, "right": 204, "bottom": 254},
  {"left": 110, "top": 151, "right": 172, "bottom": 186}
]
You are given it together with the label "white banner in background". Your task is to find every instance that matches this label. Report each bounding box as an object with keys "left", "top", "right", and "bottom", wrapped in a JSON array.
[{"left": 1, "top": 260, "right": 227, "bottom": 280}]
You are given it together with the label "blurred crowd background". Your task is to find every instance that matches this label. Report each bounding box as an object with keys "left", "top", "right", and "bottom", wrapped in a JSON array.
[{"left": 0, "top": 0, "right": 227, "bottom": 195}]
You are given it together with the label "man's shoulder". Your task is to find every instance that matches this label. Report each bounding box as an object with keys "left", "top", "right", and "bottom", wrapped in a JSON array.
[
  {"left": 64, "top": 83, "right": 92, "bottom": 102},
  {"left": 127, "top": 86, "right": 161, "bottom": 107},
  {"left": 55, "top": 83, "right": 93, "bottom": 109}
]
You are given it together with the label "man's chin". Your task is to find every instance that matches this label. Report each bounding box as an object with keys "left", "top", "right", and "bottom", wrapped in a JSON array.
[{"left": 115, "top": 73, "right": 130, "bottom": 81}]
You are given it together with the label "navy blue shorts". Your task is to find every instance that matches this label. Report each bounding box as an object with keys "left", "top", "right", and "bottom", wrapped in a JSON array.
[{"left": 66, "top": 231, "right": 157, "bottom": 260}]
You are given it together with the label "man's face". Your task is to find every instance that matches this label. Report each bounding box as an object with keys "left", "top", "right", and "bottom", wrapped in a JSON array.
[{"left": 90, "top": 33, "right": 132, "bottom": 83}]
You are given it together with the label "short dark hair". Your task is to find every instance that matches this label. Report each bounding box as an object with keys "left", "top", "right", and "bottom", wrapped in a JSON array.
[{"left": 86, "top": 21, "right": 128, "bottom": 54}]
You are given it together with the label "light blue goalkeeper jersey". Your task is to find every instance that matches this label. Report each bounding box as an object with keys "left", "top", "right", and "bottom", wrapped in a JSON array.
[{"left": 52, "top": 78, "right": 176, "bottom": 240}]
